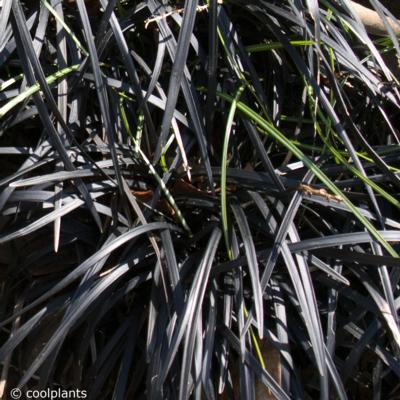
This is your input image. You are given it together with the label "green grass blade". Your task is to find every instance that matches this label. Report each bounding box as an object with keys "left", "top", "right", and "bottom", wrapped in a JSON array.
[
  {"left": 0, "top": 64, "right": 80, "bottom": 119},
  {"left": 215, "top": 90, "right": 398, "bottom": 258},
  {"left": 221, "top": 85, "right": 245, "bottom": 259},
  {"left": 245, "top": 40, "right": 315, "bottom": 53},
  {"left": 41, "top": 0, "right": 88, "bottom": 56},
  {"left": 119, "top": 98, "right": 192, "bottom": 235}
]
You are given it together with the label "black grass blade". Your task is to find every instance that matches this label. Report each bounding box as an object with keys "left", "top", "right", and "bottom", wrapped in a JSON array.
[{"left": 1, "top": 1, "right": 400, "bottom": 398}]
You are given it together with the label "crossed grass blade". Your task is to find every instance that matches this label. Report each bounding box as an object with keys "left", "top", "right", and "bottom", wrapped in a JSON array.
[{"left": 0, "top": 1, "right": 399, "bottom": 398}]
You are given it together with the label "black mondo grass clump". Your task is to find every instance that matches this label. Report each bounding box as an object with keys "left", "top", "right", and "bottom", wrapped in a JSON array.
[{"left": 1, "top": 0, "right": 400, "bottom": 398}]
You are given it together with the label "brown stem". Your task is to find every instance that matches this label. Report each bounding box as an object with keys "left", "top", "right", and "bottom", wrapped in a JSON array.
[{"left": 349, "top": 0, "right": 400, "bottom": 36}]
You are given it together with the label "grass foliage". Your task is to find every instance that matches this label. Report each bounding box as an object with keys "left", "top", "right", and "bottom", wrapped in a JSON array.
[{"left": 1, "top": 0, "right": 400, "bottom": 398}]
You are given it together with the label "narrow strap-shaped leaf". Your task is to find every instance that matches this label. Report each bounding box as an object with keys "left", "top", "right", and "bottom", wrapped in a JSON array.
[
  {"left": 0, "top": 222, "right": 177, "bottom": 327},
  {"left": 158, "top": 228, "right": 221, "bottom": 392},
  {"left": 154, "top": 0, "right": 198, "bottom": 161},
  {"left": 75, "top": 0, "right": 123, "bottom": 193},
  {"left": 231, "top": 204, "right": 263, "bottom": 337}
]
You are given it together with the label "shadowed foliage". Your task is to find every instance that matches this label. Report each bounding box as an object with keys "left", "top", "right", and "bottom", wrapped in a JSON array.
[{"left": 0, "top": 0, "right": 400, "bottom": 399}]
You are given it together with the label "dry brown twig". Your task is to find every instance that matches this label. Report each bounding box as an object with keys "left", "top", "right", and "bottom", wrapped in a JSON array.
[
  {"left": 349, "top": 0, "right": 400, "bottom": 36},
  {"left": 298, "top": 183, "right": 343, "bottom": 202},
  {"left": 143, "top": 1, "right": 400, "bottom": 35},
  {"left": 144, "top": 1, "right": 223, "bottom": 29}
]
